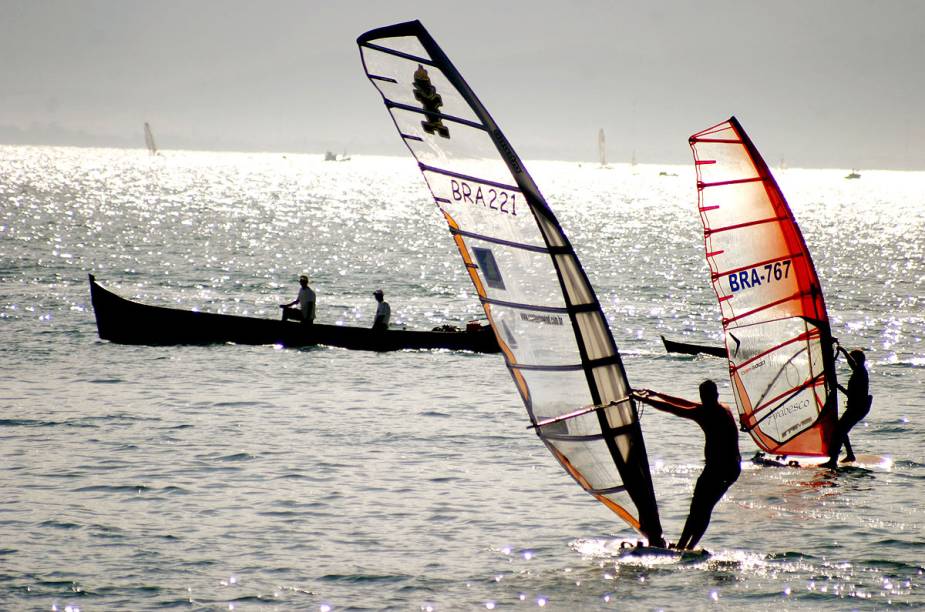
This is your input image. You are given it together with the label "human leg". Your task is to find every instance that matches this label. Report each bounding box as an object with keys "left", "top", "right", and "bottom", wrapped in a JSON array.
[
  {"left": 823, "top": 418, "right": 850, "bottom": 468},
  {"left": 831, "top": 402, "right": 869, "bottom": 464},
  {"left": 677, "top": 472, "right": 719, "bottom": 550},
  {"left": 841, "top": 437, "right": 855, "bottom": 463},
  {"left": 678, "top": 466, "right": 738, "bottom": 550}
]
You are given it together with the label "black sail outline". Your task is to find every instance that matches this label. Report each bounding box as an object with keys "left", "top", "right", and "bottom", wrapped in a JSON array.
[{"left": 358, "top": 20, "right": 661, "bottom": 541}]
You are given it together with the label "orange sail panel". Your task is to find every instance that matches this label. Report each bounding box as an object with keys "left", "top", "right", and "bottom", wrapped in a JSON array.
[
  {"left": 358, "top": 21, "right": 662, "bottom": 542},
  {"left": 689, "top": 117, "right": 837, "bottom": 456}
]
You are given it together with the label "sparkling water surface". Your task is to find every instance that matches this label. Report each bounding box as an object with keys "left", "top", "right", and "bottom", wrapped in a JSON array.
[{"left": 1, "top": 145, "right": 923, "bottom": 610}]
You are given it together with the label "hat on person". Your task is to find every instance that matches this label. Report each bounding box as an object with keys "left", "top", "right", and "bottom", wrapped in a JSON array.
[{"left": 373, "top": 289, "right": 384, "bottom": 296}]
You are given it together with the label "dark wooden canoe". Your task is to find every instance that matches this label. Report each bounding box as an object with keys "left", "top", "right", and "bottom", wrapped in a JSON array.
[
  {"left": 660, "top": 335, "right": 726, "bottom": 358},
  {"left": 89, "top": 274, "right": 499, "bottom": 353}
]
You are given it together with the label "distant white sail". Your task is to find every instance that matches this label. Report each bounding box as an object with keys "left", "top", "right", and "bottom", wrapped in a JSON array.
[
  {"left": 598, "top": 128, "right": 607, "bottom": 168},
  {"left": 143, "top": 122, "right": 158, "bottom": 156}
]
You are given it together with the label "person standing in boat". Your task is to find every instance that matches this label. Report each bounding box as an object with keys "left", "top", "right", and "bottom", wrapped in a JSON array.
[
  {"left": 632, "top": 380, "right": 741, "bottom": 550},
  {"left": 372, "top": 289, "right": 390, "bottom": 331},
  {"left": 280, "top": 275, "right": 316, "bottom": 323},
  {"left": 822, "top": 346, "right": 871, "bottom": 468}
]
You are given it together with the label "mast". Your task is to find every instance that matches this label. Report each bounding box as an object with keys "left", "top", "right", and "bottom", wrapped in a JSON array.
[{"left": 358, "top": 20, "right": 662, "bottom": 542}]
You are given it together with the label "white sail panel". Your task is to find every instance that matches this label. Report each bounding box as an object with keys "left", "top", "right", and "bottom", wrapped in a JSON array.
[
  {"left": 424, "top": 173, "right": 543, "bottom": 247},
  {"left": 520, "top": 370, "right": 595, "bottom": 419},
  {"left": 359, "top": 20, "right": 662, "bottom": 542}
]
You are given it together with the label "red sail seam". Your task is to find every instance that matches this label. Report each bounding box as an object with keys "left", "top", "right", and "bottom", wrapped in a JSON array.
[
  {"left": 699, "top": 176, "right": 764, "bottom": 189},
  {"left": 705, "top": 215, "right": 788, "bottom": 236},
  {"left": 729, "top": 328, "right": 819, "bottom": 372},
  {"left": 712, "top": 251, "right": 806, "bottom": 279},
  {"left": 749, "top": 376, "right": 825, "bottom": 420},
  {"left": 691, "top": 138, "right": 742, "bottom": 144},
  {"left": 722, "top": 290, "right": 804, "bottom": 325}
]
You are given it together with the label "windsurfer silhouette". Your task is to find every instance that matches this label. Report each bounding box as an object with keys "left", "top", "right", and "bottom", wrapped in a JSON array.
[
  {"left": 633, "top": 380, "right": 741, "bottom": 550},
  {"left": 280, "top": 275, "right": 316, "bottom": 324},
  {"left": 822, "top": 346, "right": 871, "bottom": 468}
]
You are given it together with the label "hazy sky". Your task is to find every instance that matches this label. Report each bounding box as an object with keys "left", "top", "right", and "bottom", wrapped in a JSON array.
[{"left": 2, "top": 0, "right": 923, "bottom": 169}]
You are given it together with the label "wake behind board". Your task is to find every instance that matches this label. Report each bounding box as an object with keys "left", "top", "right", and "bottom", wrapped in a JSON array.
[{"left": 751, "top": 452, "right": 892, "bottom": 471}]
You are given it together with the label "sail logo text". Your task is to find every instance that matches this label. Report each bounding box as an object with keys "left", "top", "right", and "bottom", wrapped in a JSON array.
[
  {"left": 728, "top": 260, "right": 792, "bottom": 293},
  {"left": 520, "top": 313, "right": 563, "bottom": 325},
  {"left": 770, "top": 397, "right": 812, "bottom": 439},
  {"left": 450, "top": 180, "right": 518, "bottom": 216}
]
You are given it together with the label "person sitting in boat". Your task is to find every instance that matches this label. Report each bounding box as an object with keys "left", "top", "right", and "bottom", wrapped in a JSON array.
[
  {"left": 822, "top": 346, "right": 871, "bottom": 468},
  {"left": 280, "top": 275, "right": 316, "bottom": 323},
  {"left": 632, "top": 380, "right": 740, "bottom": 550},
  {"left": 372, "top": 289, "right": 390, "bottom": 331}
]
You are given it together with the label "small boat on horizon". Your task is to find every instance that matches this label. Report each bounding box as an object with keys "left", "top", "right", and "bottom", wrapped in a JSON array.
[{"left": 324, "top": 150, "right": 351, "bottom": 162}]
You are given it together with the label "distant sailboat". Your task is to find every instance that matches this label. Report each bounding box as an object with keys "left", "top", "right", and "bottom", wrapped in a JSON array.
[
  {"left": 845, "top": 169, "right": 861, "bottom": 179},
  {"left": 143, "top": 122, "right": 158, "bottom": 156},
  {"left": 324, "top": 150, "right": 351, "bottom": 162},
  {"left": 598, "top": 128, "right": 609, "bottom": 168}
]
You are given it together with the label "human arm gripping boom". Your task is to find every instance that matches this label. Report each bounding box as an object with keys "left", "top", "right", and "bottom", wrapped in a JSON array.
[{"left": 632, "top": 389, "right": 700, "bottom": 420}]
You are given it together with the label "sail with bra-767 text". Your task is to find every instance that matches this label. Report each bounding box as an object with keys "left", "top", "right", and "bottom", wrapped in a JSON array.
[{"left": 689, "top": 116, "right": 838, "bottom": 456}]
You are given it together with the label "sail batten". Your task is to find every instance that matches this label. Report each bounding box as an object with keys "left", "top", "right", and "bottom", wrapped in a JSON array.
[
  {"left": 690, "top": 116, "right": 837, "bottom": 457},
  {"left": 419, "top": 164, "right": 519, "bottom": 190},
  {"left": 448, "top": 229, "right": 551, "bottom": 253},
  {"left": 716, "top": 252, "right": 805, "bottom": 278},
  {"left": 385, "top": 100, "right": 487, "bottom": 131},
  {"left": 360, "top": 41, "right": 438, "bottom": 66},
  {"left": 359, "top": 20, "right": 662, "bottom": 541}
]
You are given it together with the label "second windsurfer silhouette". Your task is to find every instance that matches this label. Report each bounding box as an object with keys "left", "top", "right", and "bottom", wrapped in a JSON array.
[
  {"left": 822, "top": 346, "right": 871, "bottom": 468},
  {"left": 633, "top": 380, "right": 741, "bottom": 550}
]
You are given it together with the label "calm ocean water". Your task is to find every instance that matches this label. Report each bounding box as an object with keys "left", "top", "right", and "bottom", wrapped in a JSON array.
[{"left": 1, "top": 145, "right": 923, "bottom": 610}]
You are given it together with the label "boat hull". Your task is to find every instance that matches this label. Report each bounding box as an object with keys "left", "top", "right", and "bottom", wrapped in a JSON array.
[
  {"left": 660, "top": 335, "right": 726, "bottom": 358},
  {"left": 88, "top": 275, "right": 499, "bottom": 353}
]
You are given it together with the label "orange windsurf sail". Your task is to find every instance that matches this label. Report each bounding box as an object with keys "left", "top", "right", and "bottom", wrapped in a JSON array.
[{"left": 689, "top": 117, "right": 838, "bottom": 457}]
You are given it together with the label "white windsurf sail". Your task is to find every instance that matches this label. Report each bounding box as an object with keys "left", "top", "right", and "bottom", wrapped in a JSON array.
[
  {"left": 358, "top": 21, "right": 663, "bottom": 542},
  {"left": 598, "top": 128, "right": 607, "bottom": 168},
  {"left": 144, "top": 122, "right": 158, "bottom": 156},
  {"left": 689, "top": 117, "right": 838, "bottom": 456}
]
